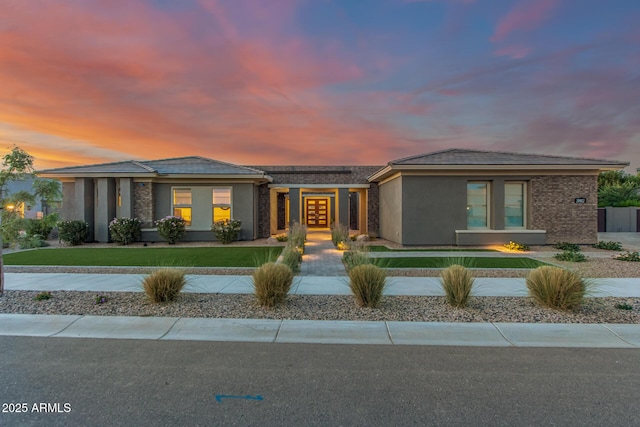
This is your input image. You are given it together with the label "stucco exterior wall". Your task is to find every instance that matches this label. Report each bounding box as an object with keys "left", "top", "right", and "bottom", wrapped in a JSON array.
[
  {"left": 530, "top": 175, "right": 598, "bottom": 244},
  {"left": 400, "top": 176, "right": 468, "bottom": 245},
  {"left": 378, "top": 177, "right": 403, "bottom": 244}
]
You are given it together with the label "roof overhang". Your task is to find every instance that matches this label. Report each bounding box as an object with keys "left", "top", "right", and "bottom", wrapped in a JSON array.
[{"left": 368, "top": 163, "right": 629, "bottom": 182}]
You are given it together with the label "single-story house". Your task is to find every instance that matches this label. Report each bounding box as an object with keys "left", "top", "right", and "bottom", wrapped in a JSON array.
[{"left": 39, "top": 148, "right": 628, "bottom": 246}]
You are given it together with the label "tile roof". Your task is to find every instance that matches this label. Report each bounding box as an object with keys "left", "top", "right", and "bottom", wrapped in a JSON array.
[
  {"left": 39, "top": 156, "right": 266, "bottom": 176},
  {"left": 389, "top": 148, "right": 630, "bottom": 166}
]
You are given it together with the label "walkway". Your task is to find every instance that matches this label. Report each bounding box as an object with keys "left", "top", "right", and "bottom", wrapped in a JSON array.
[
  {"left": 299, "top": 230, "right": 346, "bottom": 276},
  {"left": 5, "top": 273, "right": 640, "bottom": 297}
]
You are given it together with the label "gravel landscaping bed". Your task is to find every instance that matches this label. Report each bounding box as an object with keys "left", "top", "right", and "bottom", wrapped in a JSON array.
[{"left": 1, "top": 291, "right": 639, "bottom": 324}]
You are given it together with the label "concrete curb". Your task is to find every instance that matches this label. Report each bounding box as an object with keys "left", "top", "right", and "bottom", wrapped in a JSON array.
[{"left": 1, "top": 314, "right": 639, "bottom": 348}]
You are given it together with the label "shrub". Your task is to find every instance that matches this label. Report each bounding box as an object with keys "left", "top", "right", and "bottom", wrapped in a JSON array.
[
  {"left": 252, "top": 262, "right": 293, "bottom": 307},
  {"left": 526, "top": 266, "right": 586, "bottom": 310},
  {"left": 18, "top": 235, "right": 47, "bottom": 249},
  {"left": 349, "top": 264, "right": 386, "bottom": 308},
  {"left": 281, "top": 245, "right": 302, "bottom": 273},
  {"left": 58, "top": 220, "right": 89, "bottom": 245},
  {"left": 275, "top": 234, "right": 288, "bottom": 242},
  {"left": 330, "top": 222, "right": 349, "bottom": 247},
  {"left": 440, "top": 264, "right": 474, "bottom": 308},
  {"left": 155, "top": 216, "right": 187, "bottom": 244},
  {"left": 592, "top": 241, "right": 623, "bottom": 251},
  {"left": 109, "top": 217, "right": 142, "bottom": 245},
  {"left": 34, "top": 291, "right": 52, "bottom": 301},
  {"left": 554, "top": 250, "right": 587, "bottom": 262},
  {"left": 212, "top": 219, "right": 242, "bottom": 244},
  {"left": 95, "top": 294, "right": 108, "bottom": 305},
  {"left": 25, "top": 218, "right": 55, "bottom": 240},
  {"left": 553, "top": 242, "right": 580, "bottom": 252},
  {"left": 614, "top": 251, "right": 640, "bottom": 262},
  {"left": 503, "top": 241, "right": 530, "bottom": 252},
  {"left": 616, "top": 303, "right": 633, "bottom": 310},
  {"left": 142, "top": 268, "right": 187, "bottom": 303}
]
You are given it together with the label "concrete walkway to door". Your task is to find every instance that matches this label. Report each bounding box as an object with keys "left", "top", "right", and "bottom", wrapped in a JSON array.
[{"left": 299, "top": 230, "right": 347, "bottom": 276}]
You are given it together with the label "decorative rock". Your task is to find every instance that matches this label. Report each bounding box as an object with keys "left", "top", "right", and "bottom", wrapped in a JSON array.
[
  {"left": 266, "top": 237, "right": 278, "bottom": 244},
  {"left": 356, "top": 234, "right": 370, "bottom": 242}
]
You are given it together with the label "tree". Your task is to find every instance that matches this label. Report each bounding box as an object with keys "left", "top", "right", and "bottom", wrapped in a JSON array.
[
  {"left": 0, "top": 146, "right": 36, "bottom": 295},
  {"left": 597, "top": 171, "right": 640, "bottom": 207}
]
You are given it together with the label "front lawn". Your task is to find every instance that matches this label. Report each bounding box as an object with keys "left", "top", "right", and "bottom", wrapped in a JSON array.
[
  {"left": 4, "top": 247, "right": 282, "bottom": 267},
  {"left": 367, "top": 246, "right": 498, "bottom": 252},
  {"left": 376, "top": 257, "right": 548, "bottom": 269}
]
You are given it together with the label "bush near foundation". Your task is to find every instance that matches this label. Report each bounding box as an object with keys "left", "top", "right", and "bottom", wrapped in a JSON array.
[
  {"left": 349, "top": 264, "right": 386, "bottom": 308},
  {"left": 553, "top": 242, "right": 581, "bottom": 252},
  {"left": 109, "top": 217, "right": 142, "bottom": 245},
  {"left": 592, "top": 241, "right": 622, "bottom": 251},
  {"left": 526, "top": 266, "right": 586, "bottom": 310},
  {"left": 212, "top": 219, "right": 242, "bottom": 244},
  {"left": 142, "top": 268, "right": 187, "bottom": 303},
  {"left": 58, "top": 220, "right": 89, "bottom": 246},
  {"left": 155, "top": 216, "right": 186, "bottom": 244},
  {"left": 440, "top": 265, "right": 474, "bottom": 308},
  {"left": 252, "top": 262, "right": 293, "bottom": 307}
]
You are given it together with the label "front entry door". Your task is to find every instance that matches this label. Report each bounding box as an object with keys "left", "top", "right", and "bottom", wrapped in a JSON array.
[{"left": 306, "top": 199, "right": 328, "bottom": 228}]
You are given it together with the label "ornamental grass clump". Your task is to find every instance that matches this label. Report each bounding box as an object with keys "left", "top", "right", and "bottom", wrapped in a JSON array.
[
  {"left": 252, "top": 262, "right": 293, "bottom": 307},
  {"left": 155, "top": 216, "right": 187, "bottom": 244},
  {"left": 288, "top": 222, "right": 307, "bottom": 251},
  {"left": 331, "top": 222, "right": 349, "bottom": 248},
  {"left": 212, "top": 219, "right": 242, "bottom": 244},
  {"left": 349, "top": 264, "right": 386, "bottom": 308},
  {"left": 142, "top": 268, "right": 187, "bottom": 303},
  {"left": 440, "top": 264, "right": 474, "bottom": 308},
  {"left": 281, "top": 245, "right": 303, "bottom": 273},
  {"left": 109, "top": 217, "right": 142, "bottom": 245},
  {"left": 526, "top": 266, "right": 586, "bottom": 310}
]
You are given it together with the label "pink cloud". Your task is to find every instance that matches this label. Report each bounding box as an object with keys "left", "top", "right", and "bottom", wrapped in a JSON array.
[
  {"left": 491, "top": 0, "right": 557, "bottom": 42},
  {"left": 494, "top": 45, "right": 531, "bottom": 59}
]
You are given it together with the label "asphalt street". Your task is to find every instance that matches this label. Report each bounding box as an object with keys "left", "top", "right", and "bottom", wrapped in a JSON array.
[{"left": 2, "top": 337, "right": 640, "bottom": 426}]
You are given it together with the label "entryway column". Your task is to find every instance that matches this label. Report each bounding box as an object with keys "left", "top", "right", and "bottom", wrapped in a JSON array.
[
  {"left": 338, "top": 188, "right": 349, "bottom": 227},
  {"left": 289, "top": 188, "right": 301, "bottom": 226}
]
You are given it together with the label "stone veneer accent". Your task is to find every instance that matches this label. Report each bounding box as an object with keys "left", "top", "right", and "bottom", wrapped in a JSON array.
[
  {"left": 134, "top": 182, "right": 154, "bottom": 228},
  {"left": 251, "top": 166, "right": 382, "bottom": 238},
  {"left": 530, "top": 175, "right": 598, "bottom": 244}
]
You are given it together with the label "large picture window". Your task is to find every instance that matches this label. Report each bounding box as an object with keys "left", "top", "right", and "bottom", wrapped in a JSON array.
[
  {"left": 212, "top": 188, "right": 232, "bottom": 223},
  {"left": 505, "top": 182, "right": 525, "bottom": 228},
  {"left": 467, "top": 182, "right": 489, "bottom": 228},
  {"left": 172, "top": 188, "right": 192, "bottom": 226}
]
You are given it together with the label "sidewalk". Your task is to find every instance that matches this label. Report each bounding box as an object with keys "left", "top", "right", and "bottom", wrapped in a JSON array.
[{"left": 5, "top": 273, "right": 640, "bottom": 297}]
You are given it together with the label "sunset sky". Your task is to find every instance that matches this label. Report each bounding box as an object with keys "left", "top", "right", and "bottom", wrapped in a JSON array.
[{"left": 1, "top": 0, "right": 639, "bottom": 171}]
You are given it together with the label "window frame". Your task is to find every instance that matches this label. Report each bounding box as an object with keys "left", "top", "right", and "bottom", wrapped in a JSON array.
[
  {"left": 212, "top": 187, "right": 233, "bottom": 223},
  {"left": 504, "top": 181, "right": 526, "bottom": 229},
  {"left": 467, "top": 181, "right": 491, "bottom": 229},
  {"left": 172, "top": 187, "right": 193, "bottom": 226}
]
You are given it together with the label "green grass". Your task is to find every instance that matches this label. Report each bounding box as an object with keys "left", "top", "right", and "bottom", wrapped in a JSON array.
[
  {"left": 377, "top": 257, "right": 547, "bottom": 269},
  {"left": 4, "top": 247, "right": 283, "bottom": 267},
  {"left": 368, "top": 246, "right": 498, "bottom": 252}
]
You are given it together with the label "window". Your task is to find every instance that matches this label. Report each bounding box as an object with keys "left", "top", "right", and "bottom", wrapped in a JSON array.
[
  {"left": 467, "top": 182, "right": 489, "bottom": 228},
  {"left": 212, "top": 188, "right": 232, "bottom": 223},
  {"left": 173, "top": 188, "right": 192, "bottom": 225},
  {"left": 505, "top": 182, "right": 525, "bottom": 228}
]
